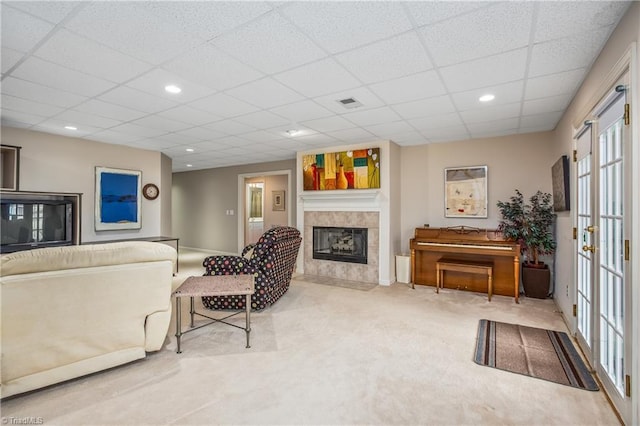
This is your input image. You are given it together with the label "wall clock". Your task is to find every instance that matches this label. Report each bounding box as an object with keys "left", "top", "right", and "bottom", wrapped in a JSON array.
[{"left": 143, "top": 183, "right": 159, "bottom": 200}]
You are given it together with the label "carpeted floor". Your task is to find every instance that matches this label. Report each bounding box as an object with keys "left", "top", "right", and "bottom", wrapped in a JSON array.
[{"left": 1, "top": 248, "right": 620, "bottom": 425}]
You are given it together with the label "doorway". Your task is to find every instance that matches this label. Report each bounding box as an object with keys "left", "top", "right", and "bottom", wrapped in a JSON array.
[
  {"left": 574, "top": 73, "right": 631, "bottom": 423},
  {"left": 237, "top": 170, "right": 292, "bottom": 251}
]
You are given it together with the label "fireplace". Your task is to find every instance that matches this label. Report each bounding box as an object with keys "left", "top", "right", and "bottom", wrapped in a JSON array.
[{"left": 313, "top": 226, "right": 367, "bottom": 264}]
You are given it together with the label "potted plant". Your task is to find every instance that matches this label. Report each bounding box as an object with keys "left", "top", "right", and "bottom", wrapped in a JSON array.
[{"left": 496, "top": 189, "right": 556, "bottom": 298}]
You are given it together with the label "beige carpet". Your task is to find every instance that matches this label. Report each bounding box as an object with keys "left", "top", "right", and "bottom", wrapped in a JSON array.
[{"left": 1, "top": 249, "right": 619, "bottom": 425}]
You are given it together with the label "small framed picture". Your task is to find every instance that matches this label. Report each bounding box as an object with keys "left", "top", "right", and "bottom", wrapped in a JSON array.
[{"left": 272, "top": 190, "right": 285, "bottom": 211}]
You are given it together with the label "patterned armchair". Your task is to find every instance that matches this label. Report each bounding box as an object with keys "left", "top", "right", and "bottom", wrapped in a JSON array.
[{"left": 202, "top": 226, "right": 302, "bottom": 311}]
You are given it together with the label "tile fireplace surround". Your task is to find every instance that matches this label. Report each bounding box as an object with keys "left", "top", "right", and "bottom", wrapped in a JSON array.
[{"left": 304, "top": 211, "right": 379, "bottom": 283}]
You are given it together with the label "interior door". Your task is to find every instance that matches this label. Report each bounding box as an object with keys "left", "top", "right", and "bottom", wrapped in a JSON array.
[{"left": 575, "top": 75, "right": 631, "bottom": 423}]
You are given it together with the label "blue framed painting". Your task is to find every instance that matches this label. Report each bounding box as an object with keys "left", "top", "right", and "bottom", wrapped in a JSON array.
[{"left": 95, "top": 166, "right": 142, "bottom": 231}]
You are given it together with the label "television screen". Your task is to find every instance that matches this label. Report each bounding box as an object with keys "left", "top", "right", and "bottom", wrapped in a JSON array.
[{"left": 1, "top": 199, "right": 73, "bottom": 252}]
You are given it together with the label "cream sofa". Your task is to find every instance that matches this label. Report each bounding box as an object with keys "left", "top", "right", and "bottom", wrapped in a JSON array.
[{"left": 1, "top": 241, "right": 177, "bottom": 398}]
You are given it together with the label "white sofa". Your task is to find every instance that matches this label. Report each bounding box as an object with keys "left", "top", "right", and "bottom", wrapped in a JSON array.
[{"left": 1, "top": 241, "right": 177, "bottom": 398}]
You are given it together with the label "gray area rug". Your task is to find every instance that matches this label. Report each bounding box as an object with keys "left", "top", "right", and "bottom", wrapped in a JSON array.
[{"left": 475, "top": 319, "right": 599, "bottom": 391}]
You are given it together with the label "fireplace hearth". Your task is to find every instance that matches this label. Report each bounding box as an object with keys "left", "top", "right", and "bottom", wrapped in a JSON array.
[{"left": 313, "top": 226, "right": 367, "bottom": 264}]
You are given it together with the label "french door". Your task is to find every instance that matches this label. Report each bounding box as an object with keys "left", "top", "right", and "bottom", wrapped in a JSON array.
[{"left": 575, "top": 74, "right": 631, "bottom": 423}]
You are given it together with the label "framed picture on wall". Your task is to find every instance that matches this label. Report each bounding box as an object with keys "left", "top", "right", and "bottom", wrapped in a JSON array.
[
  {"left": 551, "top": 155, "right": 570, "bottom": 211},
  {"left": 95, "top": 166, "right": 142, "bottom": 231},
  {"left": 272, "top": 190, "right": 285, "bottom": 211},
  {"left": 444, "top": 165, "right": 488, "bottom": 218}
]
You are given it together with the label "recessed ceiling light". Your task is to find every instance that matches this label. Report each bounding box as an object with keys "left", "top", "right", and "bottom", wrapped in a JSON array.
[
  {"left": 479, "top": 94, "right": 495, "bottom": 102},
  {"left": 185, "top": 148, "right": 194, "bottom": 152},
  {"left": 165, "top": 84, "right": 182, "bottom": 94},
  {"left": 64, "top": 126, "right": 77, "bottom": 130},
  {"left": 286, "top": 129, "right": 299, "bottom": 136},
  {"left": 186, "top": 164, "right": 193, "bottom": 168}
]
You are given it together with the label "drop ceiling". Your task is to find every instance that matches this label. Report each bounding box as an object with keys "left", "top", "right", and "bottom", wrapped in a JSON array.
[{"left": 0, "top": 1, "right": 631, "bottom": 172}]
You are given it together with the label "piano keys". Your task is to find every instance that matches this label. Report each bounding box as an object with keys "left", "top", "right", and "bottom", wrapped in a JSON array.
[{"left": 410, "top": 226, "right": 521, "bottom": 303}]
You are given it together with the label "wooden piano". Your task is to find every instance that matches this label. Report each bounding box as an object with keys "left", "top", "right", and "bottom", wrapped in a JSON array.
[{"left": 410, "top": 226, "right": 521, "bottom": 303}]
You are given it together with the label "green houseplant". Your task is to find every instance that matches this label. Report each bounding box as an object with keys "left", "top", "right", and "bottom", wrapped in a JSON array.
[{"left": 497, "top": 189, "right": 556, "bottom": 298}]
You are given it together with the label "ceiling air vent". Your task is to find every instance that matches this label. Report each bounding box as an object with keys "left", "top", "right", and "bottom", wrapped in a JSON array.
[{"left": 336, "top": 97, "right": 363, "bottom": 109}]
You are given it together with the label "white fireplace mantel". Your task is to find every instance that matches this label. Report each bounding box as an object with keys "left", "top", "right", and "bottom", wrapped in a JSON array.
[{"left": 299, "top": 189, "right": 382, "bottom": 212}]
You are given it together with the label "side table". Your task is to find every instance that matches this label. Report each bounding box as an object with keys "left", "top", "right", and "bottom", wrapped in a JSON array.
[{"left": 173, "top": 274, "right": 255, "bottom": 353}]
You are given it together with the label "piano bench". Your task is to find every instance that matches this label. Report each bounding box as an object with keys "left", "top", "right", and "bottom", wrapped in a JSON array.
[{"left": 435, "top": 259, "right": 494, "bottom": 301}]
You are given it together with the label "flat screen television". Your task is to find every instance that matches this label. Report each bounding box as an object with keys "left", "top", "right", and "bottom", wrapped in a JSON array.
[{"left": 1, "top": 199, "right": 74, "bottom": 253}]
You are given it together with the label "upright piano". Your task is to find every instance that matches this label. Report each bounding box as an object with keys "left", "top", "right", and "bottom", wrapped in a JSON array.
[{"left": 410, "top": 226, "right": 521, "bottom": 303}]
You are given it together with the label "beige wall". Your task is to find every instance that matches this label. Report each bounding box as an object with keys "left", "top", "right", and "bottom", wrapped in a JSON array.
[
  {"left": 0, "top": 127, "right": 171, "bottom": 242},
  {"left": 172, "top": 159, "right": 296, "bottom": 253},
  {"left": 399, "top": 132, "right": 555, "bottom": 253}
]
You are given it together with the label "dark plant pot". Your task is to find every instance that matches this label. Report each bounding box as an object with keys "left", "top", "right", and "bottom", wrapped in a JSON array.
[{"left": 522, "top": 263, "right": 550, "bottom": 299}]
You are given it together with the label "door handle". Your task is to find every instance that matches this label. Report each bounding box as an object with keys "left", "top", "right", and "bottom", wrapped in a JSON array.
[
  {"left": 585, "top": 226, "right": 596, "bottom": 233},
  {"left": 582, "top": 245, "right": 595, "bottom": 253}
]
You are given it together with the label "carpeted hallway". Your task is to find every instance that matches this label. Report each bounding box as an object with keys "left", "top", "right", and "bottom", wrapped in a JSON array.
[{"left": 1, "top": 249, "right": 619, "bottom": 425}]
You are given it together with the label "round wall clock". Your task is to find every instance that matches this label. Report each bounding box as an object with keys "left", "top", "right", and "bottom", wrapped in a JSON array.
[{"left": 143, "top": 183, "right": 159, "bottom": 200}]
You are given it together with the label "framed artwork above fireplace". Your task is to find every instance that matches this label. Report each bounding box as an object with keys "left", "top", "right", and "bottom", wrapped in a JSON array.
[{"left": 302, "top": 148, "right": 380, "bottom": 191}]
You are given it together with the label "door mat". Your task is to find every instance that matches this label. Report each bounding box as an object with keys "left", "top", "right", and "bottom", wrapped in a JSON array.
[{"left": 474, "top": 319, "right": 598, "bottom": 390}]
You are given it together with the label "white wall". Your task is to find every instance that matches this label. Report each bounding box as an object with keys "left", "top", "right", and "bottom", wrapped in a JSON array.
[{"left": 1, "top": 127, "right": 170, "bottom": 242}]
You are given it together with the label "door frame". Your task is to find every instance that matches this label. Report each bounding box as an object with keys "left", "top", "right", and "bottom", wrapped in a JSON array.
[{"left": 237, "top": 169, "right": 292, "bottom": 253}]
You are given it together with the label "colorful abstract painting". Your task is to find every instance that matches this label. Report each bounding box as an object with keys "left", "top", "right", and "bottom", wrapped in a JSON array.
[{"left": 303, "top": 148, "right": 380, "bottom": 191}]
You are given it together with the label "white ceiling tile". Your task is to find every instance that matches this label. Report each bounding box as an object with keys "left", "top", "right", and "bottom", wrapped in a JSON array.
[
  {"left": 233, "top": 111, "right": 290, "bottom": 130},
  {"left": 389, "top": 131, "right": 427, "bottom": 146},
  {"left": 408, "top": 113, "right": 463, "bottom": 131},
  {"left": 1, "top": 77, "right": 87, "bottom": 108},
  {"left": 522, "top": 95, "right": 572, "bottom": 116},
  {"left": 2, "top": 47, "right": 24, "bottom": 74},
  {"left": 140, "top": 1, "right": 273, "bottom": 41},
  {"left": 341, "top": 106, "right": 401, "bottom": 127},
  {"left": 313, "top": 87, "right": 385, "bottom": 114},
  {"left": 1, "top": 6, "right": 54, "bottom": 52},
  {"left": 369, "top": 70, "right": 446, "bottom": 104},
  {"left": 295, "top": 133, "right": 340, "bottom": 145},
  {"left": 77, "top": 99, "right": 147, "bottom": 122},
  {"left": 163, "top": 44, "right": 264, "bottom": 91},
  {"left": 466, "top": 118, "right": 520, "bottom": 135},
  {"left": 451, "top": 81, "right": 524, "bottom": 111},
  {"left": 109, "top": 122, "right": 168, "bottom": 139},
  {"left": 65, "top": 2, "right": 203, "bottom": 65},
  {"left": 203, "top": 119, "right": 257, "bottom": 135},
  {"left": 189, "top": 93, "right": 259, "bottom": 118},
  {"left": 34, "top": 29, "right": 153, "bottom": 84},
  {"left": 421, "top": 2, "right": 533, "bottom": 67},
  {"left": 126, "top": 68, "right": 216, "bottom": 103},
  {"left": 363, "top": 121, "right": 416, "bottom": 139},
  {"left": 392, "top": 95, "right": 456, "bottom": 120},
  {"left": 301, "top": 116, "right": 357, "bottom": 133},
  {"left": 225, "top": 78, "right": 305, "bottom": 109},
  {"left": 216, "top": 136, "right": 257, "bottom": 148},
  {"left": 525, "top": 69, "right": 587, "bottom": 100},
  {"left": 325, "top": 127, "right": 376, "bottom": 142},
  {"left": 440, "top": 48, "right": 528, "bottom": 92},
  {"left": 274, "top": 58, "right": 361, "bottom": 98},
  {"left": 267, "top": 126, "right": 318, "bottom": 140},
  {"left": 1, "top": 108, "right": 46, "bottom": 126},
  {"left": 212, "top": 12, "right": 326, "bottom": 74},
  {"left": 281, "top": 2, "right": 412, "bottom": 53},
  {"left": 405, "top": 2, "right": 489, "bottom": 27},
  {"left": 12, "top": 56, "right": 116, "bottom": 97},
  {"left": 460, "top": 102, "right": 521, "bottom": 124},
  {"left": 88, "top": 129, "right": 144, "bottom": 144},
  {"left": 238, "top": 130, "right": 283, "bottom": 143},
  {"left": 33, "top": 119, "right": 102, "bottom": 136},
  {"left": 520, "top": 111, "right": 564, "bottom": 130},
  {"left": 131, "top": 138, "right": 177, "bottom": 151},
  {"left": 5, "top": 1, "right": 81, "bottom": 25},
  {"left": 1, "top": 94, "right": 64, "bottom": 117},
  {"left": 98, "top": 86, "right": 178, "bottom": 114},
  {"left": 54, "top": 110, "right": 121, "bottom": 129},
  {"left": 422, "top": 127, "right": 470, "bottom": 143},
  {"left": 157, "top": 106, "right": 221, "bottom": 127},
  {"left": 529, "top": 27, "right": 613, "bottom": 78},
  {"left": 535, "top": 2, "right": 631, "bottom": 43},
  {"left": 270, "top": 100, "right": 334, "bottom": 123},
  {"left": 335, "top": 32, "right": 432, "bottom": 84},
  {"left": 130, "top": 115, "right": 192, "bottom": 133},
  {"left": 0, "top": 118, "right": 32, "bottom": 129},
  {"left": 159, "top": 134, "right": 208, "bottom": 150},
  {"left": 174, "top": 126, "right": 228, "bottom": 141}
]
